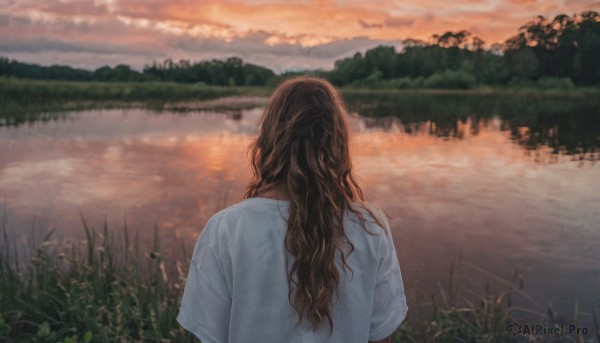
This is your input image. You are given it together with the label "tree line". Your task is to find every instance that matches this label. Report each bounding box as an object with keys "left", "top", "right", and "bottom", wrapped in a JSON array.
[
  {"left": 0, "top": 11, "right": 598, "bottom": 88},
  {"left": 0, "top": 56, "right": 276, "bottom": 86},
  {"left": 317, "top": 11, "right": 599, "bottom": 88}
]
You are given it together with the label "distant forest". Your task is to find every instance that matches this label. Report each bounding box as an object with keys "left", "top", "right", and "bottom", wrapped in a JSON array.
[{"left": 1, "top": 11, "right": 599, "bottom": 88}]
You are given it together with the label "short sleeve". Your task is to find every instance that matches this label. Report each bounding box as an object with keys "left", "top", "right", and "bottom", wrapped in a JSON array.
[
  {"left": 177, "top": 216, "right": 232, "bottom": 343},
  {"left": 369, "top": 214, "right": 408, "bottom": 341}
]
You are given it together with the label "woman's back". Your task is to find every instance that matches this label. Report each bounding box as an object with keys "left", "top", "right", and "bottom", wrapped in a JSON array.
[
  {"left": 177, "top": 197, "right": 408, "bottom": 343},
  {"left": 178, "top": 76, "right": 408, "bottom": 342}
]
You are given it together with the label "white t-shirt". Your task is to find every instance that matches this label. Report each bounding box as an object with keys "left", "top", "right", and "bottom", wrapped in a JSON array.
[{"left": 177, "top": 197, "right": 408, "bottom": 343}]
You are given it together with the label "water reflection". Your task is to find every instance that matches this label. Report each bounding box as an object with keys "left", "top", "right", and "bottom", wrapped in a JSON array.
[
  {"left": 3, "top": 93, "right": 599, "bottom": 163},
  {"left": 0, "top": 108, "right": 262, "bottom": 250},
  {"left": 0, "top": 101, "right": 599, "bottom": 329},
  {"left": 508, "top": 105, "right": 600, "bottom": 160},
  {"left": 344, "top": 92, "right": 600, "bottom": 161}
]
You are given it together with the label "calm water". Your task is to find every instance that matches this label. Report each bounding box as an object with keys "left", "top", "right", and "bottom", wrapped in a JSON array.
[{"left": 1, "top": 94, "right": 599, "bottom": 328}]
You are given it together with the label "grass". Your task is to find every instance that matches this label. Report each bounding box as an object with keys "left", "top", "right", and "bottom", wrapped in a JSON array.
[
  {"left": 3, "top": 77, "right": 600, "bottom": 127},
  {"left": 2, "top": 76, "right": 598, "bottom": 101},
  {"left": 0, "top": 77, "right": 270, "bottom": 126},
  {"left": 0, "top": 77, "right": 272, "bottom": 102},
  {"left": 2, "top": 218, "right": 597, "bottom": 343},
  {"left": 0, "top": 216, "right": 193, "bottom": 342},
  {"left": 394, "top": 256, "right": 533, "bottom": 343}
]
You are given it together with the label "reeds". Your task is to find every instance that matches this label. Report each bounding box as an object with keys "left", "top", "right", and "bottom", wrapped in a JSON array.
[
  {"left": 0, "top": 77, "right": 270, "bottom": 126},
  {"left": 0, "top": 77, "right": 249, "bottom": 102},
  {"left": 393, "top": 254, "right": 525, "bottom": 342},
  {"left": 0, "top": 216, "right": 194, "bottom": 342},
  {"left": 393, "top": 254, "right": 599, "bottom": 343},
  {"left": 1, "top": 219, "right": 597, "bottom": 342}
]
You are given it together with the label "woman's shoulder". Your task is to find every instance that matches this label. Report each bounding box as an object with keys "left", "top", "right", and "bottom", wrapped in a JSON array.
[
  {"left": 349, "top": 201, "right": 387, "bottom": 222},
  {"left": 213, "top": 197, "right": 289, "bottom": 218},
  {"left": 206, "top": 197, "right": 288, "bottom": 225},
  {"left": 204, "top": 198, "right": 388, "bottom": 234},
  {"left": 343, "top": 202, "right": 395, "bottom": 261}
]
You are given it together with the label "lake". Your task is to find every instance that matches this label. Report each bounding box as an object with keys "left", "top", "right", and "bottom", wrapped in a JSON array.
[{"left": 1, "top": 91, "right": 599, "bottom": 330}]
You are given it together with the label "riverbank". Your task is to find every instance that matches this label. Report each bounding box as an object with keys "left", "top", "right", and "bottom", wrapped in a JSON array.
[
  {"left": 0, "top": 77, "right": 267, "bottom": 126},
  {"left": 2, "top": 77, "right": 600, "bottom": 101},
  {"left": 2, "top": 77, "right": 599, "bottom": 127},
  {"left": 0, "top": 222, "right": 593, "bottom": 342}
]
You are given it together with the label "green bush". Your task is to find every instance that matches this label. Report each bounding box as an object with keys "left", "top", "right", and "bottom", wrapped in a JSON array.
[
  {"left": 384, "top": 77, "right": 425, "bottom": 89},
  {"left": 537, "top": 76, "right": 576, "bottom": 90},
  {"left": 346, "top": 76, "right": 427, "bottom": 89},
  {"left": 507, "top": 76, "right": 537, "bottom": 88},
  {"left": 424, "top": 70, "right": 477, "bottom": 89}
]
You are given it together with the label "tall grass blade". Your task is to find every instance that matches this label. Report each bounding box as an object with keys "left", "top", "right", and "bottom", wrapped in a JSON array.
[
  {"left": 592, "top": 307, "right": 600, "bottom": 343},
  {"left": 79, "top": 211, "right": 95, "bottom": 265}
]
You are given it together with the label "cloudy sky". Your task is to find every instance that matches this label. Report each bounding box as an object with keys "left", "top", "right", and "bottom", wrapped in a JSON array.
[{"left": 1, "top": 0, "right": 598, "bottom": 72}]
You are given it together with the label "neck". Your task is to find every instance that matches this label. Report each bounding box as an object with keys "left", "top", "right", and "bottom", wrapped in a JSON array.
[{"left": 257, "top": 188, "right": 291, "bottom": 201}]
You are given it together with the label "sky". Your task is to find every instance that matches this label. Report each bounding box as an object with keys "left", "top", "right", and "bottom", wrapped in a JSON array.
[{"left": 1, "top": 0, "right": 599, "bottom": 73}]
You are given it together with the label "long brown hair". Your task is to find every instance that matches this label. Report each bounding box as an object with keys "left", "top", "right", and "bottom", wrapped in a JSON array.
[{"left": 245, "top": 76, "right": 383, "bottom": 333}]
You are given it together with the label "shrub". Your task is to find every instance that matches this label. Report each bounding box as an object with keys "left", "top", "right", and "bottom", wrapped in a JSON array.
[
  {"left": 537, "top": 76, "right": 576, "bottom": 90},
  {"left": 507, "top": 76, "right": 537, "bottom": 88},
  {"left": 424, "top": 70, "right": 477, "bottom": 89}
]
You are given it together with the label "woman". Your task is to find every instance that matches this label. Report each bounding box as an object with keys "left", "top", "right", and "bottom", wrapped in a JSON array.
[{"left": 177, "top": 76, "right": 408, "bottom": 343}]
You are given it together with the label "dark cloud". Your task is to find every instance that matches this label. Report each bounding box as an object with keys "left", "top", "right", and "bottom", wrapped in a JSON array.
[
  {"left": 0, "top": 50, "right": 158, "bottom": 70},
  {"left": 359, "top": 20, "right": 383, "bottom": 29},
  {"left": 166, "top": 32, "right": 401, "bottom": 72},
  {"left": 0, "top": 38, "right": 163, "bottom": 56},
  {"left": 0, "top": 31, "right": 401, "bottom": 73}
]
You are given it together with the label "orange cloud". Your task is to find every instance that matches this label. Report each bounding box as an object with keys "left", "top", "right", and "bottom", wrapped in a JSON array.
[
  {"left": 5, "top": 0, "right": 599, "bottom": 44},
  {"left": 507, "top": 0, "right": 537, "bottom": 4},
  {"left": 1, "top": 0, "right": 599, "bottom": 70}
]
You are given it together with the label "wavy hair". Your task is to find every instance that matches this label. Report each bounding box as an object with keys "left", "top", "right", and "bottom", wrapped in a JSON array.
[{"left": 245, "top": 76, "right": 383, "bottom": 334}]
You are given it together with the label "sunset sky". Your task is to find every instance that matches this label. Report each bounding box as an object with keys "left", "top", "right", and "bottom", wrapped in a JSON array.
[{"left": 1, "top": 0, "right": 598, "bottom": 72}]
